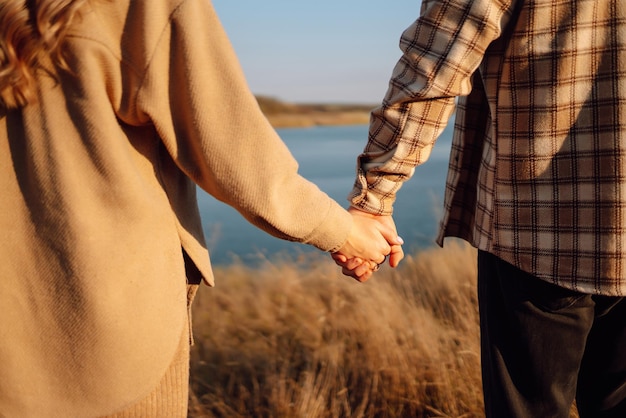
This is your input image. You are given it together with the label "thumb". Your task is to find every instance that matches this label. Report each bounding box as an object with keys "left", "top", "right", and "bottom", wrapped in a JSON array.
[{"left": 388, "top": 244, "right": 405, "bottom": 267}]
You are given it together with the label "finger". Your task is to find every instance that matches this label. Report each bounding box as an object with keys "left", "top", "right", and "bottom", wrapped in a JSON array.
[
  {"left": 356, "top": 270, "right": 373, "bottom": 282},
  {"left": 343, "top": 257, "right": 366, "bottom": 270},
  {"left": 334, "top": 255, "right": 375, "bottom": 271},
  {"left": 331, "top": 253, "right": 347, "bottom": 264},
  {"left": 388, "top": 244, "right": 404, "bottom": 268},
  {"left": 341, "top": 263, "right": 374, "bottom": 282},
  {"left": 340, "top": 267, "right": 357, "bottom": 279},
  {"left": 351, "top": 265, "right": 374, "bottom": 282},
  {"left": 355, "top": 261, "right": 374, "bottom": 277}
]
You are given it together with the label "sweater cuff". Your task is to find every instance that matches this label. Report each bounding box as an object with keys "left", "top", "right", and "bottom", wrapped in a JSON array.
[{"left": 303, "top": 200, "right": 353, "bottom": 253}]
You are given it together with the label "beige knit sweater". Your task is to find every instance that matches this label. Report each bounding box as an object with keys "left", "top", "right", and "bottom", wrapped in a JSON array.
[{"left": 0, "top": 0, "right": 351, "bottom": 416}]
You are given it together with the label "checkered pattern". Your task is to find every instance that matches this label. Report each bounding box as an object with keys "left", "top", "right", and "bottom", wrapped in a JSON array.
[{"left": 349, "top": 0, "right": 626, "bottom": 295}]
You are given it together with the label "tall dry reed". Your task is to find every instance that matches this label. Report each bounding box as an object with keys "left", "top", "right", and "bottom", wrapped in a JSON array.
[{"left": 189, "top": 241, "right": 487, "bottom": 417}]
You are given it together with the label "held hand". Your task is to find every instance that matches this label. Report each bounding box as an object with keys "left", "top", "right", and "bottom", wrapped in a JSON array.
[
  {"left": 332, "top": 208, "right": 404, "bottom": 281},
  {"left": 345, "top": 207, "right": 405, "bottom": 268}
]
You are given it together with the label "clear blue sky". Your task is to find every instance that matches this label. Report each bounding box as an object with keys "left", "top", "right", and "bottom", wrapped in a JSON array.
[{"left": 212, "top": 1, "right": 420, "bottom": 104}]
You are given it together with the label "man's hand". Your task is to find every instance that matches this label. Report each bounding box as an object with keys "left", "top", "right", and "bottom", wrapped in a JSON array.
[{"left": 332, "top": 207, "right": 404, "bottom": 281}]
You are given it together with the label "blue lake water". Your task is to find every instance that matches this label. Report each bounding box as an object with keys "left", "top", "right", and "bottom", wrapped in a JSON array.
[{"left": 197, "top": 123, "right": 454, "bottom": 265}]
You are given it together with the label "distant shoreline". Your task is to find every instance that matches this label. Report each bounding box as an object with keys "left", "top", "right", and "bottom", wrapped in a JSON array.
[{"left": 256, "top": 96, "right": 375, "bottom": 128}]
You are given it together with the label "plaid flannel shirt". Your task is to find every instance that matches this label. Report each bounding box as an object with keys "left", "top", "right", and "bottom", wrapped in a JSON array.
[{"left": 349, "top": 0, "right": 626, "bottom": 295}]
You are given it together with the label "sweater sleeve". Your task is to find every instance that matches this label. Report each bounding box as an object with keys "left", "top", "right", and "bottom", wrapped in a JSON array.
[{"left": 137, "top": 0, "right": 351, "bottom": 252}]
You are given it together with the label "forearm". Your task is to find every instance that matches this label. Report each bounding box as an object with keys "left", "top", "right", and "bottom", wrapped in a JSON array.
[{"left": 349, "top": 0, "right": 514, "bottom": 214}]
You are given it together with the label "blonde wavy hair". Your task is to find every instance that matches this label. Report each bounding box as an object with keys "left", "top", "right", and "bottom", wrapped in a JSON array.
[{"left": 0, "top": 0, "right": 86, "bottom": 109}]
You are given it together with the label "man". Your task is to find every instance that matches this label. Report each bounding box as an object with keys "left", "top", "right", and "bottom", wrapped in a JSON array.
[{"left": 335, "top": 0, "right": 626, "bottom": 416}]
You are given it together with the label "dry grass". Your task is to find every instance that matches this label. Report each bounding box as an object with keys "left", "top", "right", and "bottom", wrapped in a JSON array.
[
  {"left": 189, "top": 242, "right": 486, "bottom": 417},
  {"left": 264, "top": 112, "right": 371, "bottom": 129},
  {"left": 255, "top": 96, "right": 373, "bottom": 128},
  {"left": 189, "top": 242, "right": 581, "bottom": 417}
]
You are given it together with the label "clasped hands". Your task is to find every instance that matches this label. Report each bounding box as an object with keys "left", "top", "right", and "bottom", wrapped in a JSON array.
[{"left": 332, "top": 207, "right": 404, "bottom": 282}]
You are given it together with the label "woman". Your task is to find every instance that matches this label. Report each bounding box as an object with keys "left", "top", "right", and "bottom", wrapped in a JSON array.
[{"left": 0, "top": 0, "right": 401, "bottom": 416}]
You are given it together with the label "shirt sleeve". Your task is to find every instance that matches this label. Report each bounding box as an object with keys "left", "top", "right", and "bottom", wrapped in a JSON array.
[
  {"left": 137, "top": 0, "right": 352, "bottom": 252},
  {"left": 349, "top": 0, "right": 515, "bottom": 215}
]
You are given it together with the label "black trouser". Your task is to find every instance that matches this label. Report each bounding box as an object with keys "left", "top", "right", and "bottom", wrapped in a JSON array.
[{"left": 478, "top": 251, "right": 626, "bottom": 418}]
